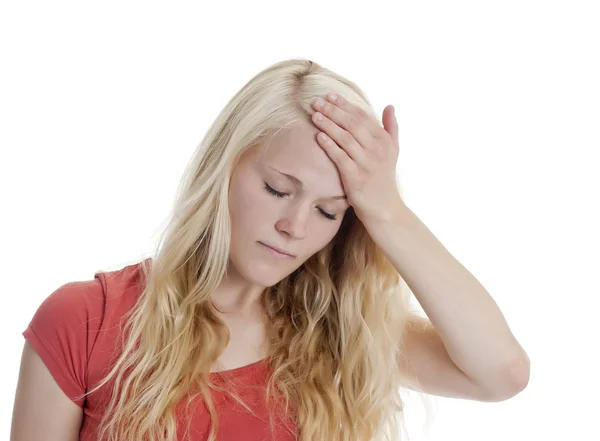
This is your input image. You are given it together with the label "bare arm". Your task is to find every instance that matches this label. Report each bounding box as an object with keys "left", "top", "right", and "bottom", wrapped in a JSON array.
[
  {"left": 11, "top": 341, "right": 83, "bottom": 441},
  {"left": 366, "top": 204, "right": 529, "bottom": 398},
  {"left": 398, "top": 315, "right": 527, "bottom": 402}
]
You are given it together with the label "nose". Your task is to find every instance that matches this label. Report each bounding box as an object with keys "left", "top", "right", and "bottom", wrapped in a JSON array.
[{"left": 275, "top": 203, "right": 309, "bottom": 240}]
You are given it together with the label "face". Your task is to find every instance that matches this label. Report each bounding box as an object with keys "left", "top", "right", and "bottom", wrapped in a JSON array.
[{"left": 227, "top": 121, "right": 350, "bottom": 288}]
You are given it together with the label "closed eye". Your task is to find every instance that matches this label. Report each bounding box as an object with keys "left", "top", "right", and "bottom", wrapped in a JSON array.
[
  {"left": 264, "top": 182, "right": 286, "bottom": 198},
  {"left": 263, "top": 183, "right": 337, "bottom": 221}
]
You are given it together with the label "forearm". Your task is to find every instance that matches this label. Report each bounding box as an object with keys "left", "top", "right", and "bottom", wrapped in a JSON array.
[{"left": 365, "top": 203, "right": 530, "bottom": 389}]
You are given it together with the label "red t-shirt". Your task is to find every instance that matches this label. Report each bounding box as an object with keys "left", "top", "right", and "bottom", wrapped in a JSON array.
[{"left": 22, "top": 259, "right": 297, "bottom": 440}]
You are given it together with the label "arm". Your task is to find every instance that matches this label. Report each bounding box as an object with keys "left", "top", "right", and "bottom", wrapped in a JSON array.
[
  {"left": 367, "top": 203, "right": 530, "bottom": 401},
  {"left": 307, "top": 91, "right": 529, "bottom": 400},
  {"left": 10, "top": 341, "right": 83, "bottom": 441},
  {"left": 399, "top": 315, "right": 528, "bottom": 402}
]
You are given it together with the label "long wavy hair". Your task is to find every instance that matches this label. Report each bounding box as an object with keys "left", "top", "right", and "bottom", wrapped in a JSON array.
[{"left": 81, "top": 58, "right": 432, "bottom": 441}]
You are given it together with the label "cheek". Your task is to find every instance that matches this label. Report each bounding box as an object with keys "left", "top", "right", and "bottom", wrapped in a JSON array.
[
  {"left": 229, "top": 180, "right": 269, "bottom": 230},
  {"left": 306, "top": 222, "right": 342, "bottom": 255},
  {"left": 230, "top": 188, "right": 255, "bottom": 216}
]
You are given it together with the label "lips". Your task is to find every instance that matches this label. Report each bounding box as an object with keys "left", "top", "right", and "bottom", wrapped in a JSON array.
[{"left": 259, "top": 242, "right": 294, "bottom": 257}]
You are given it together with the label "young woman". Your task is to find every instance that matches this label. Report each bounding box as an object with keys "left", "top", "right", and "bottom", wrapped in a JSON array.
[{"left": 11, "top": 58, "right": 530, "bottom": 441}]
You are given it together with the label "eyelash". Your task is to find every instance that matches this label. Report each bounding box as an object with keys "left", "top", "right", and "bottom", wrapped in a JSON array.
[{"left": 263, "top": 183, "right": 337, "bottom": 221}]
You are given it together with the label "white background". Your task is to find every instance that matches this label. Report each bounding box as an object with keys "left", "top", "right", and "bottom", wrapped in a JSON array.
[{"left": 2, "top": 1, "right": 599, "bottom": 440}]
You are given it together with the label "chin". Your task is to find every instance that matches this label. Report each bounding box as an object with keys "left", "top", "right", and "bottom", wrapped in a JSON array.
[
  {"left": 246, "top": 274, "right": 284, "bottom": 289},
  {"left": 231, "top": 258, "right": 288, "bottom": 288}
]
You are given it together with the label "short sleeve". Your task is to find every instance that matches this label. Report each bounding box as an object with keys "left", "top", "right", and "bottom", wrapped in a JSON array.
[{"left": 22, "top": 277, "right": 106, "bottom": 408}]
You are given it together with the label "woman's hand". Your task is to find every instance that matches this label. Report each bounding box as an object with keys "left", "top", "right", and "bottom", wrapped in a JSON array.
[{"left": 311, "top": 93, "right": 405, "bottom": 226}]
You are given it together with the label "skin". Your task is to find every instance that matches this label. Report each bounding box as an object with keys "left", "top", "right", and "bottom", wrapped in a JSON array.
[{"left": 210, "top": 121, "right": 350, "bottom": 317}]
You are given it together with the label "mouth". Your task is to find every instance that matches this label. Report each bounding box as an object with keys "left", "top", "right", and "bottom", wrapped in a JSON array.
[{"left": 258, "top": 242, "right": 295, "bottom": 258}]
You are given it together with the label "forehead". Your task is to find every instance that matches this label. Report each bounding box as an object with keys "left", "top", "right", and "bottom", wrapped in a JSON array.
[{"left": 256, "top": 123, "right": 342, "bottom": 184}]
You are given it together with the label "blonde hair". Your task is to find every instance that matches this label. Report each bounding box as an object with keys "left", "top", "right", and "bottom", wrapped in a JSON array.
[{"left": 81, "top": 58, "right": 433, "bottom": 441}]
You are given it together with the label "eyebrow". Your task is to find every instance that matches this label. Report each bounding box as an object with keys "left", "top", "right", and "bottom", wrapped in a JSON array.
[{"left": 267, "top": 165, "right": 347, "bottom": 200}]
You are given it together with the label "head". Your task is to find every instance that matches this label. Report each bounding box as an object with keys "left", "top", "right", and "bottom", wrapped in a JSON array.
[
  {"left": 84, "top": 59, "right": 430, "bottom": 441},
  {"left": 178, "top": 59, "right": 383, "bottom": 297},
  {"left": 227, "top": 120, "right": 350, "bottom": 289}
]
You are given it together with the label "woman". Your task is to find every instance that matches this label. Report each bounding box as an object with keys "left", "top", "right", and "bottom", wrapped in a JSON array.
[{"left": 11, "top": 58, "right": 530, "bottom": 441}]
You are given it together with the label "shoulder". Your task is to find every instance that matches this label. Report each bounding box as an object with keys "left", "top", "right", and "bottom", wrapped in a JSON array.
[
  {"left": 20, "top": 259, "right": 139, "bottom": 364},
  {"left": 25, "top": 275, "right": 106, "bottom": 339},
  {"left": 21, "top": 258, "right": 151, "bottom": 404},
  {"left": 21, "top": 270, "right": 107, "bottom": 407},
  {"left": 24, "top": 257, "right": 149, "bottom": 338}
]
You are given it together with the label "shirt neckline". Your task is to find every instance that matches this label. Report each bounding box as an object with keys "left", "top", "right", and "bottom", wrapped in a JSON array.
[{"left": 210, "top": 356, "right": 269, "bottom": 377}]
